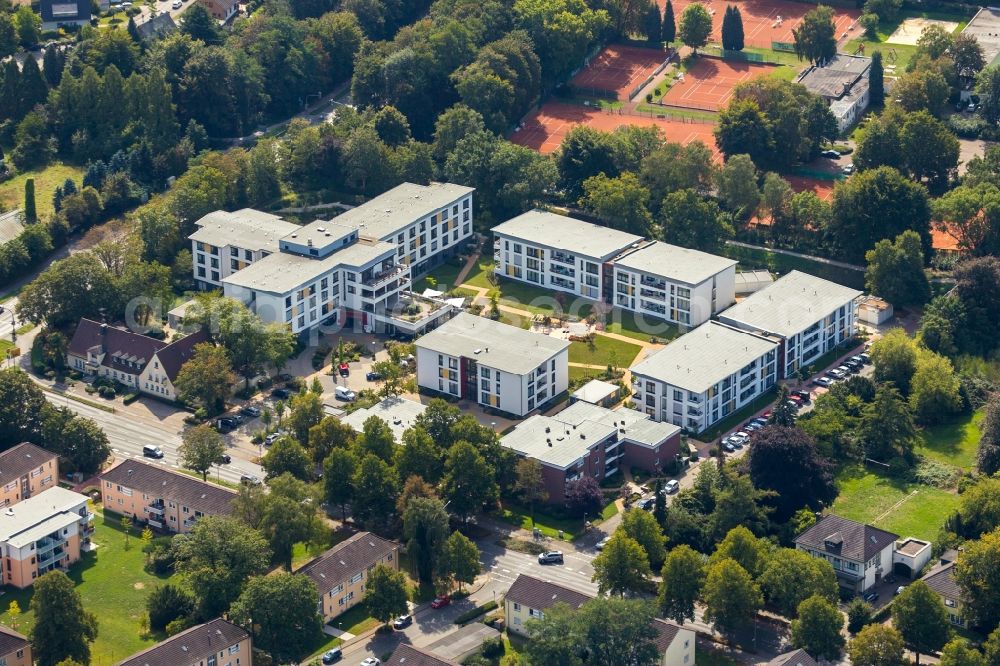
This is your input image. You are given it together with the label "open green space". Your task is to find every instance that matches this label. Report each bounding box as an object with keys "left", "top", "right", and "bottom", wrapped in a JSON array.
[
  {"left": 462, "top": 257, "right": 495, "bottom": 289},
  {"left": 0, "top": 339, "right": 13, "bottom": 360},
  {"left": 832, "top": 465, "right": 960, "bottom": 541},
  {"left": 604, "top": 308, "right": 680, "bottom": 343},
  {"left": 569, "top": 335, "right": 642, "bottom": 368},
  {"left": 844, "top": 9, "right": 970, "bottom": 71},
  {"left": 498, "top": 500, "right": 615, "bottom": 540},
  {"left": 569, "top": 365, "right": 601, "bottom": 383},
  {"left": 414, "top": 259, "right": 464, "bottom": 292},
  {"left": 0, "top": 162, "right": 86, "bottom": 221},
  {"left": 0, "top": 506, "right": 176, "bottom": 664},
  {"left": 916, "top": 408, "right": 984, "bottom": 470},
  {"left": 492, "top": 277, "right": 598, "bottom": 318},
  {"left": 722, "top": 244, "right": 866, "bottom": 290},
  {"left": 697, "top": 647, "right": 741, "bottom": 666}
]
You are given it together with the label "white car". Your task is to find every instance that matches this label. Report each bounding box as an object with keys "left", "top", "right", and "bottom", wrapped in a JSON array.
[
  {"left": 828, "top": 368, "right": 847, "bottom": 380},
  {"left": 595, "top": 535, "right": 611, "bottom": 551},
  {"left": 171, "top": 0, "right": 182, "bottom": 8},
  {"left": 360, "top": 659, "right": 381, "bottom": 666},
  {"left": 664, "top": 479, "right": 679, "bottom": 494}
]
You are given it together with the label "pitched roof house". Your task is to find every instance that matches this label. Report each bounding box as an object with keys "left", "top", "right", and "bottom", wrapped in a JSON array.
[
  {"left": 0, "top": 624, "right": 31, "bottom": 666},
  {"left": 66, "top": 318, "right": 209, "bottom": 401},
  {"left": 0, "top": 443, "right": 59, "bottom": 507},
  {"left": 794, "top": 514, "right": 898, "bottom": 594},
  {"left": 116, "top": 618, "right": 250, "bottom": 666},
  {"left": 921, "top": 550, "right": 965, "bottom": 627},
  {"left": 766, "top": 649, "right": 820, "bottom": 666},
  {"left": 385, "top": 644, "right": 459, "bottom": 666}
]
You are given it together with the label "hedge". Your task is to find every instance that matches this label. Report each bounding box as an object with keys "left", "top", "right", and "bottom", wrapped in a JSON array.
[{"left": 453, "top": 600, "right": 498, "bottom": 625}]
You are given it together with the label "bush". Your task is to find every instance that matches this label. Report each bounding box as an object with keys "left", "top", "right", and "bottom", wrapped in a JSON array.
[
  {"left": 146, "top": 583, "right": 194, "bottom": 631},
  {"left": 454, "top": 600, "right": 498, "bottom": 625},
  {"left": 165, "top": 615, "right": 195, "bottom": 636},
  {"left": 122, "top": 392, "right": 141, "bottom": 405},
  {"left": 646, "top": 93, "right": 653, "bottom": 103},
  {"left": 481, "top": 636, "right": 505, "bottom": 658},
  {"left": 947, "top": 114, "right": 987, "bottom": 138},
  {"left": 846, "top": 598, "right": 873, "bottom": 633},
  {"left": 144, "top": 537, "right": 176, "bottom": 575}
]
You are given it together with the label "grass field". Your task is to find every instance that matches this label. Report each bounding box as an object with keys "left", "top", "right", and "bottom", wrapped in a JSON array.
[
  {"left": 569, "top": 335, "right": 642, "bottom": 367},
  {"left": 844, "top": 9, "right": 970, "bottom": 71},
  {"left": 462, "top": 257, "right": 495, "bottom": 289},
  {"left": 414, "top": 259, "right": 464, "bottom": 292},
  {"left": 0, "top": 339, "right": 13, "bottom": 360},
  {"left": 0, "top": 506, "right": 176, "bottom": 664},
  {"left": 832, "top": 465, "right": 960, "bottom": 541},
  {"left": 916, "top": 408, "right": 984, "bottom": 470},
  {"left": 492, "top": 277, "right": 598, "bottom": 318},
  {"left": 0, "top": 162, "right": 86, "bottom": 221},
  {"left": 604, "top": 309, "right": 679, "bottom": 343},
  {"left": 569, "top": 365, "right": 602, "bottom": 383}
]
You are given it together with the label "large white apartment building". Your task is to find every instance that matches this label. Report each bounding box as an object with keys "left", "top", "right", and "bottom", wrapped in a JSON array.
[
  {"left": 414, "top": 312, "right": 570, "bottom": 417},
  {"left": 630, "top": 321, "right": 779, "bottom": 433},
  {"left": 491, "top": 211, "right": 737, "bottom": 327},
  {"left": 492, "top": 211, "right": 644, "bottom": 303},
  {"left": 188, "top": 183, "right": 474, "bottom": 336},
  {"left": 718, "top": 271, "right": 862, "bottom": 379},
  {"left": 612, "top": 242, "right": 737, "bottom": 327}
]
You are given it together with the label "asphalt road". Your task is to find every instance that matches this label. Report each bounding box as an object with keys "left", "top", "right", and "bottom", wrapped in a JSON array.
[{"left": 43, "top": 392, "right": 264, "bottom": 485}]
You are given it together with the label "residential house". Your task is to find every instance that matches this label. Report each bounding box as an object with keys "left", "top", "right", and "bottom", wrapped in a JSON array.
[
  {"left": 116, "top": 618, "right": 251, "bottom": 666},
  {"left": 135, "top": 12, "right": 178, "bottom": 40},
  {"left": 66, "top": 318, "right": 209, "bottom": 401},
  {"left": 197, "top": 0, "right": 238, "bottom": 21},
  {"left": 0, "top": 443, "right": 59, "bottom": 508},
  {"left": 492, "top": 211, "right": 737, "bottom": 327},
  {"left": 500, "top": 401, "right": 681, "bottom": 502},
  {"left": 386, "top": 645, "right": 459, "bottom": 666},
  {"left": 99, "top": 460, "right": 236, "bottom": 533},
  {"left": 40, "top": 0, "right": 90, "bottom": 29},
  {"left": 766, "top": 649, "right": 819, "bottom": 666},
  {"left": 0, "top": 486, "right": 94, "bottom": 588},
  {"left": 340, "top": 396, "right": 427, "bottom": 442},
  {"left": 796, "top": 54, "right": 872, "bottom": 131},
  {"left": 0, "top": 625, "right": 31, "bottom": 666},
  {"left": 921, "top": 550, "right": 965, "bottom": 627},
  {"left": 718, "top": 271, "right": 861, "bottom": 379},
  {"left": 630, "top": 321, "right": 780, "bottom": 434},
  {"left": 191, "top": 183, "right": 473, "bottom": 336},
  {"left": 504, "top": 574, "right": 694, "bottom": 664},
  {"left": 414, "top": 312, "right": 569, "bottom": 417},
  {"left": 794, "top": 514, "right": 897, "bottom": 595},
  {"left": 297, "top": 531, "right": 399, "bottom": 623}
]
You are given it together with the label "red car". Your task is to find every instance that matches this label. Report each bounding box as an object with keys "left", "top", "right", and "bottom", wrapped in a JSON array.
[
  {"left": 338, "top": 363, "right": 350, "bottom": 377},
  {"left": 431, "top": 595, "right": 451, "bottom": 609}
]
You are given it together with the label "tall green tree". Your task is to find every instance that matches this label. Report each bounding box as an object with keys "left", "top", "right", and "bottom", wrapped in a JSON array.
[
  {"left": 849, "top": 624, "right": 907, "bottom": 666},
  {"left": 858, "top": 383, "right": 917, "bottom": 463},
  {"left": 591, "top": 531, "right": 652, "bottom": 597},
  {"left": 722, "top": 5, "right": 744, "bottom": 51},
  {"left": 351, "top": 453, "right": 399, "bottom": 528},
  {"left": 402, "top": 497, "right": 450, "bottom": 584},
  {"left": 579, "top": 172, "right": 652, "bottom": 235},
  {"left": 179, "top": 423, "right": 226, "bottom": 481},
  {"left": 323, "top": 447, "right": 357, "bottom": 521},
  {"left": 678, "top": 3, "right": 712, "bottom": 52},
  {"left": 978, "top": 395, "right": 1000, "bottom": 476},
  {"left": 892, "top": 580, "right": 951, "bottom": 665},
  {"left": 231, "top": 573, "right": 320, "bottom": 662},
  {"left": 909, "top": 350, "right": 963, "bottom": 425},
  {"left": 759, "top": 548, "right": 838, "bottom": 617},
  {"left": 702, "top": 558, "right": 763, "bottom": 634},
  {"left": 659, "top": 188, "right": 733, "bottom": 253},
  {"left": 954, "top": 527, "right": 1000, "bottom": 631},
  {"left": 29, "top": 571, "right": 98, "bottom": 666},
  {"left": 658, "top": 544, "right": 705, "bottom": 624},
  {"left": 793, "top": 5, "right": 836, "bottom": 64},
  {"left": 23, "top": 178, "right": 37, "bottom": 225},
  {"left": 663, "top": 0, "right": 676, "bottom": 43},
  {"left": 514, "top": 457, "right": 548, "bottom": 525},
  {"left": 865, "top": 231, "right": 930, "bottom": 307},
  {"left": 643, "top": 2, "right": 661, "bottom": 43},
  {"left": 363, "top": 564, "right": 409, "bottom": 625},
  {"left": 791, "top": 594, "right": 846, "bottom": 660},
  {"left": 175, "top": 344, "right": 236, "bottom": 415},
  {"left": 939, "top": 638, "right": 987, "bottom": 666},
  {"left": 441, "top": 530, "right": 480, "bottom": 591},
  {"left": 620, "top": 507, "right": 667, "bottom": 569},
  {"left": 870, "top": 50, "right": 885, "bottom": 106},
  {"left": 442, "top": 441, "right": 497, "bottom": 521}
]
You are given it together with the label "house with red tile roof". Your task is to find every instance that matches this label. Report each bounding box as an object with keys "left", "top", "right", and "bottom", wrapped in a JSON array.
[{"left": 66, "top": 318, "right": 209, "bottom": 401}]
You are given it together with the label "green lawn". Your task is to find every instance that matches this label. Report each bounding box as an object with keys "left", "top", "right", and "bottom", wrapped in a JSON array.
[
  {"left": 0, "top": 162, "right": 86, "bottom": 221},
  {"left": 916, "top": 408, "right": 984, "bottom": 471},
  {"left": 568, "top": 336, "right": 642, "bottom": 368},
  {"left": 697, "top": 647, "right": 741, "bottom": 666},
  {"left": 462, "top": 257, "right": 495, "bottom": 289},
  {"left": 0, "top": 339, "right": 13, "bottom": 360},
  {"left": 498, "top": 502, "right": 595, "bottom": 540},
  {"left": 291, "top": 526, "right": 353, "bottom": 571},
  {"left": 493, "top": 278, "right": 598, "bottom": 318},
  {"left": 721, "top": 244, "right": 866, "bottom": 290},
  {"left": 569, "top": 365, "right": 602, "bottom": 383},
  {"left": 413, "top": 259, "right": 465, "bottom": 292},
  {"left": 0, "top": 506, "right": 177, "bottom": 664},
  {"left": 603, "top": 308, "right": 679, "bottom": 343},
  {"left": 843, "top": 9, "right": 970, "bottom": 71},
  {"left": 769, "top": 66, "right": 800, "bottom": 82},
  {"left": 832, "top": 465, "right": 961, "bottom": 541}
]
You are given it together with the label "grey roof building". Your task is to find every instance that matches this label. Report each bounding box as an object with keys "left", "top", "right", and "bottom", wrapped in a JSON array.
[
  {"left": 492, "top": 210, "right": 644, "bottom": 261},
  {"left": 614, "top": 242, "right": 737, "bottom": 287},
  {"left": 116, "top": 618, "right": 249, "bottom": 666},
  {"left": 766, "top": 649, "right": 820, "bottom": 666}
]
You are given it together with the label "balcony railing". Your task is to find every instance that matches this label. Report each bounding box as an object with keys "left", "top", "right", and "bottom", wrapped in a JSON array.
[
  {"left": 550, "top": 252, "right": 575, "bottom": 266},
  {"left": 147, "top": 503, "right": 165, "bottom": 516},
  {"left": 641, "top": 277, "right": 667, "bottom": 290},
  {"left": 147, "top": 518, "right": 164, "bottom": 529},
  {"left": 363, "top": 265, "right": 408, "bottom": 288},
  {"left": 39, "top": 549, "right": 65, "bottom": 570}
]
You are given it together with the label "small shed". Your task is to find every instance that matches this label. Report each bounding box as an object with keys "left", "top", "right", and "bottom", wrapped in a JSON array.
[
  {"left": 570, "top": 379, "right": 620, "bottom": 408},
  {"left": 734, "top": 270, "right": 774, "bottom": 295},
  {"left": 167, "top": 299, "right": 198, "bottom": 332},
  {"left": 858, "top": 296, "right": 893, "bottom": 325}
]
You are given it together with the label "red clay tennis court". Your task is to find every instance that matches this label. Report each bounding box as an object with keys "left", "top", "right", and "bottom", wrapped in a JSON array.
[
  {"left": 570, "top": 45, "right": 670, "bottom": 100},
  {"left": 665, "top": 0, "right": 860, "bottom": 50},
  {"left": 661, "top": 58, "right": 778, "bottom": 111},
  {"left": 787, "top": 175, "right": 835, "bottom": 201},
  {"left": 511, "top": 101, "right": 719, "bottom": 157}
]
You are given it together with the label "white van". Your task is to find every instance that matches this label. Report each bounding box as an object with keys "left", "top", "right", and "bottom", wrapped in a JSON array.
[
  {"left": 334, "top": 386, "right": 356, "bottom": 402},
  {"left": 142, "top": 444, "right": 164, "bottom": 459}
]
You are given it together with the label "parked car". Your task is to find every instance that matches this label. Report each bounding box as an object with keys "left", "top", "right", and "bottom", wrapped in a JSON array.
[
  {"left": 821, "top": 149, "right": 840, "bottom": 159},
  {"left": 216, "top": 454, "right": 232, "bottom": 464},
  {"left": 538, "top": 551, "right": 564, "bottom": 564},
  {"left": 240, "top": 475, "right": 262, "bottom": 485},
  {"left": 664, "top": 479, "right": 680, "bottom": 494},
  {"left": 366, "top": 371, "right": 383, "bottom": 381},
  {"left": 895, "top": 586, "right": 905, "bottom": 596},
  {"left": 723, "top": 441, "right": 737, "bottom": 453},
  {"left": 171, "top": 0, "right": 182, "bottom": 7},
  {"left": 240, "top": 405, "right": 262, "bottom": 418},
  {"left": 271, "top": 388, "right": 291, "bottom": 399},
  {"left": 744, "top": 423, "right": 762, "bottom": 432},
  {"left": 393, "top": 614, "right": 413, "bottom": 629},
  {"left": 142, "top": 444, "right": 164, "bottom": 459},
  {"left": 360, "top": 659, "right": 381, "bottom": 666},
  {"left": 828, "top": 368, "right": 847, "bottom": 380},
  {"left": 751, "top": 417, "right": 768, "bottom": 426},
  {"left": 335, "top": 386, "right": 357, "bottom": 402},
  {"left": 842, "top": 164, "right": 855, "bottom": 175},
  {"left": 321, "top": 648, "right": 342, "bottom": 664},
  {"left": 733, "top": 431, "right": 750, "bottom": 442},
  {"left": 859, "top": 352, "right": 871, "bottom": 364},
  {"left": 864, "top": 591, "right": 878, "bottom": 603},
  {"left": 836, "top": 364, "right": 854, "bottom": 376},
  {"left": 596, "top": 535, "right": 611, "bottom": 551},
  {"left": 636, "top": 497, "right": 655, "bottom": 511},
  {"left": 215, "top": 418, "right": 236, "bottom": 432},
  {"left": 813, "top": 376, "right": 834, "bottom": 387},
  {"left": 850, "top": 355, "right": 866, "bottom": 366},
  {"left": 264, "top": 433, "right": 281, "bottom": 446},
  {"left": 791, "top": 390, "right": 811, "bottom": 403},
  {"left": 338, "top": 363, "right": 350, "bottom": 377},
  {"left": 431, "top": 595, "right": 451, "bottom": 609}
]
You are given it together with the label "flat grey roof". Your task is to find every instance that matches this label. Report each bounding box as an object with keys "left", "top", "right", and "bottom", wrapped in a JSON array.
[
  {"left": 571, "top": 379, "right": 619, "bottom": 404},
  {"left": 797, "top": 54, "right": 870, "bottom": 99},
  {"left": 0, "top": 210, "right": 25, "bottom": 244},
  {"left": 333, "top": 182, "right": 474, "bottom": 241},
  {"left": 631, "top": 321, "right": 778, "bottom": 394},
  {"left": 615, "top": 241, "right": 737, "bottom": 285},
  {"left": 223, "top": 238, "right": 396, "bottom": 294},
  {"left": 340, "top": 396, "right": 427, "bottom": 442},
  {"left": 416, "top": 312, "right": 569, "bottom": 375},
  {"left": 189, "top": 209, "right": 300, "bottom": 252},
  {"left": 492, "top": 211, "right": 644, "bottom": 260},
  {"left": 718, "top": 270, "right": 862, "bottom": 338},
  {"left": 501, "top": 414, "right": 617, "bottom": 469},
  {"left": 0, "top": 487, "right": 89, "bottom": 548},
  {"left": 555, "top": 402, "right": 680, "bottom": 448}
]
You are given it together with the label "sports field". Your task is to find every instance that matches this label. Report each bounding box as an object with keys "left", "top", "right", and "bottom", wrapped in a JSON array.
[
  {"left": 511, "top": 101, "right": 719, "bottom": 155},
  {"left": 661, "top": 57, "right": 778, "bottom": 111},
  {"left": 786, "top": 175, "right": 836, "bottom": 201},
  {"left": 570, "top": 44, "right": 670, "bottom": 100},
  {"left": 667, "top": 0, "right": 861, "bottom": 50}
]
